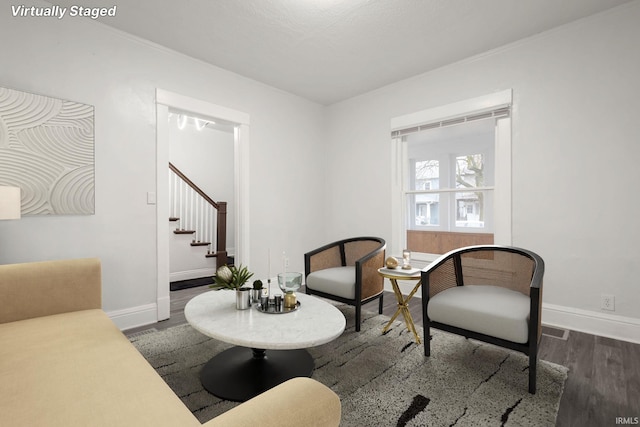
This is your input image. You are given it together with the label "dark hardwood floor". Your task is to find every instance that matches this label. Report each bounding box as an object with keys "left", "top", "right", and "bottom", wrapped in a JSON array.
[{"left": 126, "top": 285, "right": 640, "bottom": 427}]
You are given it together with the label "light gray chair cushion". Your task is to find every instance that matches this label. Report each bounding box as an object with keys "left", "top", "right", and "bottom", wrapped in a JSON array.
[
  {"left": 306, "top": 266, "right": 356, "bottom": 300},
  {"left": 427, "top": 285, "right": 530, "bottom": 344}
]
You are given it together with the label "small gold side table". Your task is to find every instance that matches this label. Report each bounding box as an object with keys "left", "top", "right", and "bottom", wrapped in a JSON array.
[{"left": 378, "top": 268, "right": 422, "bottom": 344}]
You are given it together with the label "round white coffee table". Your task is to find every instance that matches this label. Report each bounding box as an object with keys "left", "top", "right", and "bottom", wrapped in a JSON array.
[{"left": 184, "top": 290, "right": 345, "bottom": 401}]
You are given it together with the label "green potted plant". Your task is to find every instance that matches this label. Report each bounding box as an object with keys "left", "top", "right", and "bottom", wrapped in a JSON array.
[{"left": 211, "top": 264, "right": 254, "bottom": 309}]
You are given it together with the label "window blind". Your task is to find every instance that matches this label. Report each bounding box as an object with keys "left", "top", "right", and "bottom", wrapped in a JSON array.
[{"left": 391, "top": 107, "right": 510, "bottom": 138}]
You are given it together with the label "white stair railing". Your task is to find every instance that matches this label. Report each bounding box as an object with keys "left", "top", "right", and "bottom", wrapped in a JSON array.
[{"left": 169, "top": 163, "right": 227, "bottom": 263}]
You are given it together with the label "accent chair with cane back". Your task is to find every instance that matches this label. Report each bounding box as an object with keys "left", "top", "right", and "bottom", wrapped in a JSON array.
[
  {"left": 421, "top": 245, "right": 544, "bottom": 393},
  {"left": 305, "top": 237, "right": 386, "bottom": 331}
]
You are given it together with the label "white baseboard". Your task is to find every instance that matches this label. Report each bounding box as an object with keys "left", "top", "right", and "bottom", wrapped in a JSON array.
[
  {"left": 107, "top": 303, "right": 158, "bottom": 331},
  {"left": 384, "top": 281, "right": 640, "bottom": 344},
  {"left": 542, "top": 303, "right": 640, "bottom": 344},
  {"left": 170, "top": 268, "right": 216, "bottom": 282}
]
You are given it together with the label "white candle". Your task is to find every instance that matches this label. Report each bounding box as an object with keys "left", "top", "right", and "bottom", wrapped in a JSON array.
[
  {"left": 266, "top": 249, "right": 272, "bottom": 296},
  {"left": 283, "top": 251, "right": 287, "bottom": 293}
]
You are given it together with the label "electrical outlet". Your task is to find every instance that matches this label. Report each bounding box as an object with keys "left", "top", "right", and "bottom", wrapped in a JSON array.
[
  {"left": 281, "top": 252, "right": 290, "bottom": 270},
  {"left": 601, "top": 294, "right": 615, "bottom": 311}
]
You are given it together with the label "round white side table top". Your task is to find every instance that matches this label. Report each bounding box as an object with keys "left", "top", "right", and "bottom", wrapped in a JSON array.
[{"left": 184, "top": 291, "right": 346, "bottom": 350}]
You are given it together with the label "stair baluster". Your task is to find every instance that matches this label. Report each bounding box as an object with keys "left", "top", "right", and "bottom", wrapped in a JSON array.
[{"left": 169, "top": 162, "right": 227, "bottom": 265}]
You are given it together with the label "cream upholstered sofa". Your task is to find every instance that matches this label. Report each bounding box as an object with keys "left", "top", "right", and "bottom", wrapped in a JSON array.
[{"left": 0, "top": 258, "right": 341, "bottom": 427}]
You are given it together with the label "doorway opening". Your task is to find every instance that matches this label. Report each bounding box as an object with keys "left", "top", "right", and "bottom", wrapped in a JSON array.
[
  {"left": 156, "top": 89, "right": 250, "bottom": 320},
  {"left": 167, "top": 110, "right": 235, "bottom": 291}
]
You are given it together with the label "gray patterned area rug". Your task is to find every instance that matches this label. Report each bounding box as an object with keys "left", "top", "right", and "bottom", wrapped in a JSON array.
[{"left": 130, "top": 306, "right": 567, "bottom": 426}]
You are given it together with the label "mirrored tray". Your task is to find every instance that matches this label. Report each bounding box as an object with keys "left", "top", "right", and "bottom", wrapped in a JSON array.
[{"left": 256, "top": 301, "right": 301, "bottom": 314}]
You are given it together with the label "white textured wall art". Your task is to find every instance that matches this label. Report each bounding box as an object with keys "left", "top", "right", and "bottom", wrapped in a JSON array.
[{"left": 0, "top": 87, "right": 94, "bottom": 215}]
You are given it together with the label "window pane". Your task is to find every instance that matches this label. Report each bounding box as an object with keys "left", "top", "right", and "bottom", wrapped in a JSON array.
[
  {"left": 404, "top": 118, "right": 496, "bottom": 241},
  {"left": 455, "top": 191, "right": 484, "bottom": 228},
  {"left": 455, "top": 154, "right": 483, "bottom": 189},
  {"left": 414, "top": 194, "right": 439, "bottom": 226},
  {"left": 414, "top": 160, "right": 439, "bottom": 190}
]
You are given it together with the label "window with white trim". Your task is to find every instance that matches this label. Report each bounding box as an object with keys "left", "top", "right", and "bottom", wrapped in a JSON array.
[
  {"left": 390, "top": 91, "right": 512, "bottom": 261},
  {"left": 406, "top": 119, "right": 495, "bottom": 233}
]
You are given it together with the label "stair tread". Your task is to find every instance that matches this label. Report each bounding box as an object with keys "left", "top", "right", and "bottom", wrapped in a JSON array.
[
  {"left": 191, "top": 242, "right": 211, "bottom": 246},
  {"left": 174, "top": 230, "right": 196, "bottom": 234},
  {"left": 169, "top": 217, "right": 180, "bottom": 222}
]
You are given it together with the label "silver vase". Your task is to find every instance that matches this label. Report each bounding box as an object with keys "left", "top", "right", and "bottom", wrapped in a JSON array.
[{"left": 235, "top": 287, "right": 251, "bottom": 310}]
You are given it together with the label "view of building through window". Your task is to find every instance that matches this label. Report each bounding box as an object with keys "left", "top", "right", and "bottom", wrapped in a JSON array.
[
  {"left": 406, "top": 119, "right": 495, "bottom": 236},
  {"left": 455, "top": 153, "right": 485, "bottom": 228}
]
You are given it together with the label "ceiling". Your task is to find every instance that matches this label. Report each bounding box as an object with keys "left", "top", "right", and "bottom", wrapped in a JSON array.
[{"left": 54, "top": 0, "right": 632, "bottom": 105}]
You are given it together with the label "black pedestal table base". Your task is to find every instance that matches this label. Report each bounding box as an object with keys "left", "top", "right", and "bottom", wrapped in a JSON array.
[{"left": 200, "top": 346, "right": 314, "bottom": 402}]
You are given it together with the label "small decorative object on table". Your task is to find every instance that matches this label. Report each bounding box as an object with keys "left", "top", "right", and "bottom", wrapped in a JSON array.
[
  {"left": 210, "top": 264, "right": 255, "bottom": 310},
  {"left": 284, "top": 292, "right": 297, "bottom": 309},
  {"left": 260, "top": 295, "right": 269, "bottom": 308},
  {"left": 278, "top": 272, "right": 302, "bottom": 307},
  {"left": 402, "top": 249, "right": 412, "bottom": 270},
  {"left": 257, "top": 299, "right": 301, "bottom": 314},
  {"left": 281, "top": 271, "right": 302, "bottom": 309},
  {"left": 278, "top": 272, "right": 302, "bottom": 292},
  {"left": 385, "top": 256, "right": 399, "bottom": 269},
  {"left": 251, "top": 280, "right": 263, "bottom": 304},
  {"left": 255, "top": 272, "right": 303, "bottom": 314},
  {"left": 264, "top": 279, "right": 271, "bottom": 297},
  {"left": 235, "top": 288, "right": 251, "bottom": 310}
]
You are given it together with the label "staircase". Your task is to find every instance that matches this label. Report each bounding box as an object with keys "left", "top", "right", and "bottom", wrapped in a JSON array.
[{"left": 169, "top": 162, "right": 229, "bottom": 287}]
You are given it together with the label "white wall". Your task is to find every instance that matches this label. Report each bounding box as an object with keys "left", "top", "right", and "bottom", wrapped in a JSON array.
[
  {"left": 0, "top": 3, "right": 326, "bottom": 328},
  {"left": 325, "top": 2, "right": 640, "bottom": 342}
]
